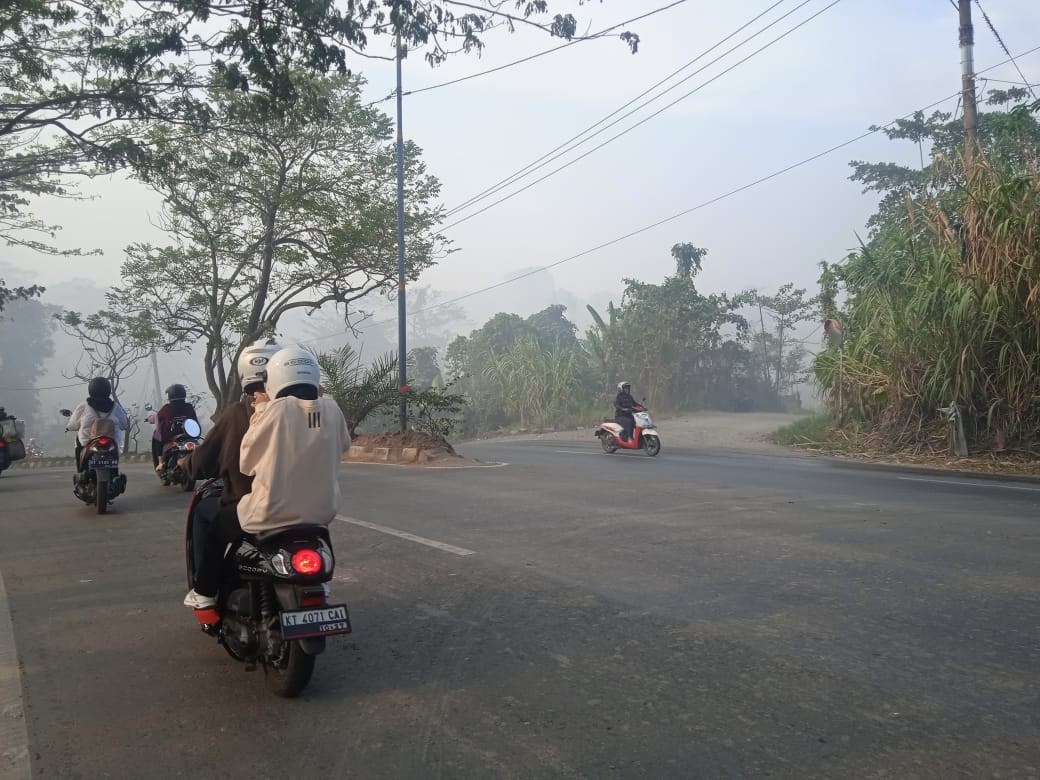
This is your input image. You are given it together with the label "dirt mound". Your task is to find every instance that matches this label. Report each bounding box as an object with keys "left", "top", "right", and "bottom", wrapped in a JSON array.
[{"left": 348, "top": 431, "right": 460, "bottom": 464}]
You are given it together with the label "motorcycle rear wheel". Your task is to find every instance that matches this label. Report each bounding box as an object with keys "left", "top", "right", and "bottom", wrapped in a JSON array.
[
  {"left": 265, "top": 640, "right": 315, "bottom": 698},
  {"left": 599, "top": 433, "right": 618, "bottom": 453},
  {"left": 96, "top": 480, "right": 109, "bottom": 514}
]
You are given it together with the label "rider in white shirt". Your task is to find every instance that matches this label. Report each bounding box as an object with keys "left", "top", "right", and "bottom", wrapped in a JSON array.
[{"left": 66, "top": 377, "right": 129, "bottom": 466}]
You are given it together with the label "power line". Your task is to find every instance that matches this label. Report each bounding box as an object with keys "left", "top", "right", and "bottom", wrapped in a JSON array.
[
  {"left": 0, "top": 381, "right": 83, "bottom": 392},
  {"left": 445, "top": 0, "right": 800, "bottom": 219},
  {"left": 973, "top": 0, "right": 1037, "bottom": 100},
  {"left": 441, "top": 0, "right": 843, "bottom": 231},
  {"left": 300, "top": 44, "right": 1040, "bottom": 348},
  {"left": 349, "top": 44, "right": 1040, "bottom": 330},
  {"left": 364, "top": 0, "right": 693, "bottom": 108}
]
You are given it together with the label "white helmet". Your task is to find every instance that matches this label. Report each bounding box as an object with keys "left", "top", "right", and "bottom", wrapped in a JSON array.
[
  {"left": 237, "top": 338, "right": 282, "bottom": 391},
  {"left": 617, "top": 381, "right": 631, "bottom": 391},
  {"left": 265, "top": 346, "right": 321, "bottom": 399}
]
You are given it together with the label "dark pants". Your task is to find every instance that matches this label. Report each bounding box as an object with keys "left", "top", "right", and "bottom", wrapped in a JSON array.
[
  {"left": 74, "top": 442, "right": 83, "bottom": 472},
  {"left": 191, "top": 496, "right": 243, "bottom": 597},
  {"left": 616, "top": 414, "right": 635, "bottom": 442},
  {"left": 151, "top": 438, "right": 162, "bottom": 468}
]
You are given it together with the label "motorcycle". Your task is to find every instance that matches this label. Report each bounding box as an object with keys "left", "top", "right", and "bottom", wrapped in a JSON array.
[
  {"left": 158, "top": 417, "right": 202, "bottom": 491},
  {"left": 0, "top": 416, "right": 27, "bottom": 476},
  {"left": 185, "top": 480, "right": 351, "bottom": 698},
  {"left": 60, "top": 409, "right": 128, "bottom": 514},
  {"left": 595, "top": 404, "right": 662, "bottom": 457}
]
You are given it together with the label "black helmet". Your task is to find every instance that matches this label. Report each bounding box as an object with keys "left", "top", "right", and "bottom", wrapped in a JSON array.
[
  {"left": 87, "top": 377, "right": 111, "bottom": 399},
  {"left": 165, "top": 383, "right": 187, "bottom": 401}
]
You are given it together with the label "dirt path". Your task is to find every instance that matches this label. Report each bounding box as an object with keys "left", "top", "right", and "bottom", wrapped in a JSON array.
[{"left": 474, "top": 411, "right": 800, "bottom": 455}]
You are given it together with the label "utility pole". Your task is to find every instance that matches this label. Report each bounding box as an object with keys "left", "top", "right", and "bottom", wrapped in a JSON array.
[
  {"left": 959, "top": 0, "right": 978, "bottom": 165},
  {"left": 150, "top": 348, "right": 162, "bottom": 406},
  {"left": 394, "top": 22, "right": 408, "bottom": 433}
]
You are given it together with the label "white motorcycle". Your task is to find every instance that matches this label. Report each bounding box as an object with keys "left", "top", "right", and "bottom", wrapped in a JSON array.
[{"left": 595, "top": 405, "right": 662, "bottom": 456}]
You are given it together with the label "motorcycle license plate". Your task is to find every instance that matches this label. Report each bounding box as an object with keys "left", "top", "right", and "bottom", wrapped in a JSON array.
[
  {"left": 279, "top": 604, "right": 351, "bottom": 639},
  {"left": 91, "top": 459, "right": 117, "bottom": 469}
]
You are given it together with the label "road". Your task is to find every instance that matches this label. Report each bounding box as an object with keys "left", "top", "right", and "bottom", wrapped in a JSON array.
[{"left": 1, "top": 440, "right": 1038, "bottom": 779}]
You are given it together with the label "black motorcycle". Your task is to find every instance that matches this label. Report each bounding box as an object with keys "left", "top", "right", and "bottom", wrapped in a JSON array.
[
  {"left": 158, "top": 417, "right": 202, "bottom": 491},
  {"left": 185, "top": 480, "right": 351, "bottom": 697},
  {"left": 61, "top": 409, "right": 127, "bottom": 514}
]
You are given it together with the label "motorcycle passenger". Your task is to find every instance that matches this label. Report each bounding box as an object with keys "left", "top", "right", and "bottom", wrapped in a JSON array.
[
  {"left": 236, "top": 346, "right": 351, "bottom": 534},
  {"left": 66, "top": 378, "right": 129, "bottom": 473},
  {"left": 614, "top": 381, "right": 637, "bottom": 442},
  {"left": 181, "top": 338, "right": 281, "bottom": 609},
  {"left": 154, "top": 383, "right": 199, "bottom": 473}
]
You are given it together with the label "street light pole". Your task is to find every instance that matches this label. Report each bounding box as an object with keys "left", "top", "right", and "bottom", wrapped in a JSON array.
[{"left": 395, "top": 25, "right": 408, "bottom": 433}]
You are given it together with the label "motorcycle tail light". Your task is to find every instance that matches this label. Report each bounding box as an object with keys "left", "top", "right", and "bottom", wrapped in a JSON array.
[
  {"left": 291, "top": 549, "right": 323, "bottom": 575},
  {"left": 301, "top": 595, "right": 325, "bottom": 607},
  {"left": 97, "top": 437, "right": 112, "bottom": 446},
  {"left": 185, "top": 442, "right": 196, "bottom": 451}
]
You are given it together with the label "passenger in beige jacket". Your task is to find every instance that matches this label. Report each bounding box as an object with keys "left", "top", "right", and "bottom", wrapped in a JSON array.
[{"left": 238, "top": 346, "right": 351, "bottom": 534}]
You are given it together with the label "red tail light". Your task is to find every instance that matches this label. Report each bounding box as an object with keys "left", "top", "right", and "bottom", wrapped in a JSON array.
[
  {"left": 291, "top": 549, "right": 322, "bottom": 575},
  {"left": 301, "top": 596, "right": 325, "bottom": 607},
  {"left": 185, "top": 442, "right": 196, "bottom": 451},
  {"left": 97, "top": 437, "right": 112, "bottom": 446}
]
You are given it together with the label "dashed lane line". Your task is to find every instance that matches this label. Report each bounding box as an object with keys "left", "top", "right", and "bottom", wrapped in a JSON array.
[{"left": 335, "top": 514, "right": 476, "bottom": 557}]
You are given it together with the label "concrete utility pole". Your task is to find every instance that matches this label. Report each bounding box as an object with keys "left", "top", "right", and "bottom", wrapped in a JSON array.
[
  {"left": 394, "top": 24, "right": 408, "bottom": 433},
  {"left": 959, "top": 0, "right": 978, "bottom": 165}
]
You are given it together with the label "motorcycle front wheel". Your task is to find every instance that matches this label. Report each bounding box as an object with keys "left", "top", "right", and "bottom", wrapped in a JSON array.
[{"left": 643, "top": 435, "right": 661, "bottom": 457}]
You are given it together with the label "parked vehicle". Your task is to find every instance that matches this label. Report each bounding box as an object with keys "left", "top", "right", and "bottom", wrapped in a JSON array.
[
  {"left": 0, "top": 415, "right": 26, "bottom": 476},
  {"left": 60, "top": 408, "right": 127, "bottom": 514},
  {"left": 184, "top": 479, "right": 351, "bottom": 697},
  {"left": 158, "top": 418, "right": 202, "bottom": 491},
  {"left": 595, "top": 405, "right": 662, "bottom": 457}
]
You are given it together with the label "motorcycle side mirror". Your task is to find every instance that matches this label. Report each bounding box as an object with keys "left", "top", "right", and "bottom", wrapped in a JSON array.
[
  {"left": 59, "top": 409, "right": 72, "bottom": 417},
  {"left": 183, "top": 418, "right": 201, "bottom": 438},
  {"left": 642, "top": 397, "right": 647, "bottom": 404},
  {"left": 144, "top": 403, "right": 153, "bottom": 412}
]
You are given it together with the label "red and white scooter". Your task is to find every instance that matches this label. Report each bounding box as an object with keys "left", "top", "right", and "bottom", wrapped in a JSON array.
[{"left": 595, "top": 405, "right": 662, "bottom": 457}]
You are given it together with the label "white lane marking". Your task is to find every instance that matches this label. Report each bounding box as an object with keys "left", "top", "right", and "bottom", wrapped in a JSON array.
[
  {"left": 0, "top": 567, "right": 30, "bottom": 780},
  {"left": 554, "top": 450, "right": 598, "bottom": 456},
  {"left": 335, "top": 514, "right": 476, "bottom": 557},
  {"left": 897, "top": 476, "right": 1040, "bottom": 492}
]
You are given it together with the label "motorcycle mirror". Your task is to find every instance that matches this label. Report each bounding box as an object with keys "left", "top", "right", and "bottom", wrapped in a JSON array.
[
  {"left": 59, "top": 409, "right": 72, "bottom": 417},
  {"left": 183, "top": 418, "right": 201, "bottom": 438},
  {"left": 144, "top": 403, "right": 153, "bottom": 412}
]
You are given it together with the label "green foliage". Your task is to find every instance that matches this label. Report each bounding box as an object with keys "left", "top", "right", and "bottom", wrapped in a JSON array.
[
  {"left": 316, "top": 345, "right": 399, "bottom": 437},
  {"left": 0, "top": 278, "right": 43, "bottom": 312},
  {"left": 816, "top": 96, "right": 1040, "bottom": 452},
  {"left": 113, "top": 72, "right": 445, "bottom": 408},
  {"left": 0, "top": 296, "right": 55, "bottom": 425},
  {"left": 770, "top": 414, "right": 832, "bottom": 447},
  {"left": 405, "top": 382, "right": 467, "bottom": 439}
]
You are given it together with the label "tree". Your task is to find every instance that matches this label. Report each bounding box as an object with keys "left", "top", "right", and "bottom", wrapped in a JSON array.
[
  {"left": 115, "top": 73, "right": 446, "bottom": 409},
  {"left": 0, "top": 297, "right": 55, "bottom": 427},
  {"left": 671, "top": 243, "right": 707, "bottom": 279},
  {"left": 747, "top": 283, "right": 818, "bottom": 399},
  {"left": 815, "top": 96, "right": 1040, "bottom": 451},
  {"left": 1, "top": 0, "right": 636, "bottom": 255},
  {"left": 55, "top": 309, "right": 164, "bottom": 404},
  {"left": 0, "top": 278, "right": 43, "bottom": 313}
]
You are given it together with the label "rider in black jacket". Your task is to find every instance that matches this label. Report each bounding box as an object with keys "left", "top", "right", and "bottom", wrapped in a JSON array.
[{"left": 614, "top": 382, "right": 637, "bottom": 442}]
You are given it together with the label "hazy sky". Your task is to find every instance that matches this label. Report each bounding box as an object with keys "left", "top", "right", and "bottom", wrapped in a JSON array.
[{"left": 5, "top": 0, "right": 1040, "bottom": 407}]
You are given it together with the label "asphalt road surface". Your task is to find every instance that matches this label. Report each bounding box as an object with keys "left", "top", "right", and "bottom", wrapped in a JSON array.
[{"left": 1, "top": 440, "right": 1038, "bottom": 779}]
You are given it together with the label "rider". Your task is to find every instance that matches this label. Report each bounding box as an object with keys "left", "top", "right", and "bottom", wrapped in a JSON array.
[
  {"left": 181, "top": 338, "right": 281, "bottom": 609},
  {"left": 237, "top": 346, "right": 350, "bottom": 534},
  {"left": 614, "top": 381, "right": 637, "bottom": 442},
  {"left": 66, "top": 378, "right": 129, "bottom": 472},
  {"left": 154, "top": 383, "right": 199, "bottom": 473}
]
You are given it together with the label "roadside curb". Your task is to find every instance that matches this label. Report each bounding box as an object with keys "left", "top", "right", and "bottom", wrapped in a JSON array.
[
  {"left": 819, "top": 455, "right": 1040, "bottom": 484},
  {"left": 10, "top": 454, "right": 154, "bottom": 470}
]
